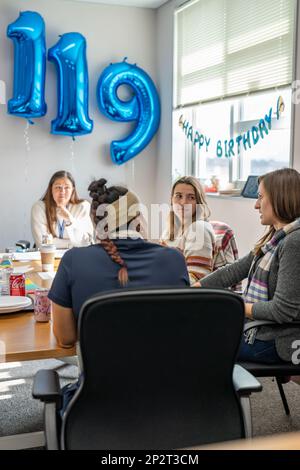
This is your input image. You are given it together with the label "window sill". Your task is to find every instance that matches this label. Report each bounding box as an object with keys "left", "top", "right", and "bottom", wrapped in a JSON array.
[{"left": 206, "top": 193, "right": 254, "bottom": 200}]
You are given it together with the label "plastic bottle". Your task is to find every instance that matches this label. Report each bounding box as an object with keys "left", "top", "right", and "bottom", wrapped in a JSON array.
[{"left": 0, "top": 255, "right": 14, "bottom": 296}]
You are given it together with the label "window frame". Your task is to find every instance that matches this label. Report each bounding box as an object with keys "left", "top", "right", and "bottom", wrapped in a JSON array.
[{"left": 172, "top": 0, "right": 298, "bottom": 186}]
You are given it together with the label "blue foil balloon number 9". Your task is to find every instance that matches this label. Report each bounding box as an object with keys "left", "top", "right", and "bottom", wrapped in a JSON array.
[
  {"left": 48, "top": 32, "right": 93, "bottom": 137},
  {"left": 97, "top": 60, "right": 160, "bottom": 165},
  {"left": 7, "top": 11, "right": 47, "bottom": 119}
]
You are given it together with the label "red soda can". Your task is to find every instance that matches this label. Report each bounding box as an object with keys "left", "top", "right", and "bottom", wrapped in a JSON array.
[{"left": 10, "top": 274, "right": 26, "bottom": 296}]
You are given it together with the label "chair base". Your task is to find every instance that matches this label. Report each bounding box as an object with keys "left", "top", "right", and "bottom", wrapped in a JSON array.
[
  {"left": 275, "top": 377, "right": 290, "bottom": 415},
  {"left": 239, "top": 360, "right": 300, "bottom": 416}
]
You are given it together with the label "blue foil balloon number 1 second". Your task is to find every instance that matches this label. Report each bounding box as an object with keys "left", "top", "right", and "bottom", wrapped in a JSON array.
[{"left": 48, "top": 32, "right": 93, "bottom": 137}]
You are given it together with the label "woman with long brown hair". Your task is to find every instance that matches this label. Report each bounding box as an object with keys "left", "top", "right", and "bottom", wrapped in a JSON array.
[
  {"left": 31, "top": 170, "right": 93, "bottom": 248},
  {"left": 199, "top": 168, "right": 300, "bottom": 364},
  {"left": 161, "top": 176, "right": 215, "bottom": 285}
]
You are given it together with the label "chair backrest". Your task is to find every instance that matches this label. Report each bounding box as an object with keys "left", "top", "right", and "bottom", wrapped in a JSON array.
[
  {"left": 210, "top": 221, "right": 239, "bottom": 271},
  {"left": 61, "top": 288, "right": 245, "bottom": 450}
]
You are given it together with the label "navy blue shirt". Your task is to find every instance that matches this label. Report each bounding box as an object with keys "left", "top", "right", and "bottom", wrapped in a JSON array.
[{"left": 48, "top": 238, "right": 189, "bottom": 319}]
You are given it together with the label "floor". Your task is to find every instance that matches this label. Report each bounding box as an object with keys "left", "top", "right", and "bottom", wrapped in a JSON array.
[{"left": 0, "top": 359, "right": 299, "bottom": 444}]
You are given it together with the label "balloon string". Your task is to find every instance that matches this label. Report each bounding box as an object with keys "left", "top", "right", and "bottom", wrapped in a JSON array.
[
  {"left": 23, "top": 121, "right": 31, "bottom": 239},
  {"left": 125, "top": 159, "right": 135, "bottom": 190},
  {"left": 70, "top": 138, "right": 75, "bottom": 175},
  {"left": 131, "top": 159, "right": 135, "bottom": 187}
]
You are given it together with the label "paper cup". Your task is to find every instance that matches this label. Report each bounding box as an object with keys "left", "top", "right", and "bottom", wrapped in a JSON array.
[{"left": 40, "top": 244, "right": 56, "bottom": 272}]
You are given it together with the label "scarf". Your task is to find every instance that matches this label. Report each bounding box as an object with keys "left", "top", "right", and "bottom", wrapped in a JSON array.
[{"left": 243, "top": 218, "right": 300, "bottom": 344}]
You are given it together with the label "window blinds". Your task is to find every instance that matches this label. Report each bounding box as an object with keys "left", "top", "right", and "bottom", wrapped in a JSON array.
[{"left": 175, "top": 0, "right": 296, "bottom": 107}]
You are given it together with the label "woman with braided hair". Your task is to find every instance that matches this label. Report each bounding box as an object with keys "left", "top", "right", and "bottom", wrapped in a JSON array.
[{"left": 48, "top": 178, "right": 189, "bottom": 348}]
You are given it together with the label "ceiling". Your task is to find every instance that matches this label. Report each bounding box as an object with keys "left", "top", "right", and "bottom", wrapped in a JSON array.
[{"left": 71, "top": 0, "right": 170, "bottom": 8}]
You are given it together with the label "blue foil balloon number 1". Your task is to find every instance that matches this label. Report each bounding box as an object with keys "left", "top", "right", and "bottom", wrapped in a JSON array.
[
  {"left": 48, "top": 33, "right": 93, "bottom": 137},
  {"left": 7, "top": 11, "right": 47, "bottom": 119},
  {"left": 97, "top": 60, "right": 160, "bottom": 165}
]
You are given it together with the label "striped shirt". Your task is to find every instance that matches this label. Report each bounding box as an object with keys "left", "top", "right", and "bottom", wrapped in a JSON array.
[
  {"left": 162, "top": 220, "right": 215, "bottom": 285},
  {"left": 210, "top": 220, "right": 241, "bottom": 291},
  {"left": 210, "top": 221, "right": 239, "bottom": 269}
]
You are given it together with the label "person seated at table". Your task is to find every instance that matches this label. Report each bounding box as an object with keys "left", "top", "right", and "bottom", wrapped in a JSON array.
[
  {"left": 161, "top": 176, "right": 215, "bottom": 285},
  {"left": 48, "top": 178, "right": 189, "bottom": 349},
  {"left": 198, "top": 168, "right": 300, "bottom": 364},
  {"left": 31, "top": 170, "right": 94, "bottom": 249}
]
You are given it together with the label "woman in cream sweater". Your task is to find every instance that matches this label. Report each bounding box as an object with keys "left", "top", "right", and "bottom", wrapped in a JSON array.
[{"left": 31, "top": 170, "right": 94, "bottom": 249}]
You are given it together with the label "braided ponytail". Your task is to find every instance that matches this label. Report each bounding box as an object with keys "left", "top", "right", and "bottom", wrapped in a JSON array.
[
  {"left": 100, "top": 238, "right": 129, "bottom": 286},
  {"left": 88, "top": 178, "right": 129, "bottom": 287}
]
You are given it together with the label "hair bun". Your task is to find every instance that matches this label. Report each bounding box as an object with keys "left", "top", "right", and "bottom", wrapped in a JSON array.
[
  {"left": 88, "top": 178, "right": 108, "bottom": 197},
  {"left": 97, "top": 178, "right": 107, "bottom": 188},
  {"left": 87, "top": 181, "right": 98, "bottom": 193}
]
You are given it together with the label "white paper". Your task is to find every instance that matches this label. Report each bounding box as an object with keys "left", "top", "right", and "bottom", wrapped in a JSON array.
[
  {"left": 0, "top": 251, "right": 39, "bottom": 261},
  {"left": 37, "top": 272, "right": 56, "bottom": 280},
  {"left": 0, "top": 249, "right": 68, "bottom": 261},
  {"left": 55, "top": 249, "right": 68, "bottom": 258},
  {"left": 11, "top": 251, "right": 40, "bottom": 261},
  {"left": 12, "top": 266, "right": 34, "bottom": 274}
]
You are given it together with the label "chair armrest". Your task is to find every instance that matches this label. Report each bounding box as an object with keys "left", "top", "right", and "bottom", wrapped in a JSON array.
[
  {"left": 244, "top": 320, "right": 300, "bottom": 334},
  {"left": 32, "top": 369, "right": 62, "bottom": 409},
  {"left": 233, "top": 364, "right": 262, "bottom": 396}
]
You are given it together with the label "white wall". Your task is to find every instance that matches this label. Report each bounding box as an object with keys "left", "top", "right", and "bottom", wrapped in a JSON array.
[
  {"left": 156, "top": 0, "right": 300, "bottom": 256},
  {"left": 1, "top": 0, "right": 299, "bottom": 252},
  {"left": 207, "top": 195, "right": 264, "bottom": 256},
  {"left": 0, "top": 0, "right": 157, "bottom": 248}
]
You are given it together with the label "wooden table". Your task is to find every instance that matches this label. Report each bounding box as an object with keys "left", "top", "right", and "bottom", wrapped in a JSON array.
[
  {"left": 0, "top": 257, "right": 76, "bottom": 449},
  {"left": 0, "top": 259, "right": 76, "bottom": 363},
  {"left": 0, "top": 312, "right": 75, "bottom": 362}
]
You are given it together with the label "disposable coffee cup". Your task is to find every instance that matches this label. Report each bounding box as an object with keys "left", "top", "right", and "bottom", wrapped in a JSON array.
[{"left": 40, "top": 244, "right": 56, "bottom": 272}]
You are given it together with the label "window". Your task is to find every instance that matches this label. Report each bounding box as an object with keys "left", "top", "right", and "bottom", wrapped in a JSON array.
[
  {"left": 173, "top": 0, "right": 296, "bottom": 188},
  {"left": 173, "top": 87, "right": 292, "bottom": 187}
]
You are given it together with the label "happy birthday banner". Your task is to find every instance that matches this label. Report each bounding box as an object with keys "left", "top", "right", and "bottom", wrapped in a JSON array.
[{"left": 179, "top": 96, "right": 284, "bottom": 158}]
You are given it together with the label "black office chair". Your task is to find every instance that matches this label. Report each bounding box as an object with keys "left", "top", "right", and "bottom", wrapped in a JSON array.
[
  {"left": 33, "top": 288, "right": 261, "bottom": 450},
  {"left": 239, "top": 320, "right": 300, "bottom": 415}
]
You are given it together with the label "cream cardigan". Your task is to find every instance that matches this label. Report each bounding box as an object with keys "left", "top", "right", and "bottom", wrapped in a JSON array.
[{"left": 31, "top": 200, "right": 94, "bottom": 248}]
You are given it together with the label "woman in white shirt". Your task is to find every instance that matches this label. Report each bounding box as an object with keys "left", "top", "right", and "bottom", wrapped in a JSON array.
[
  {"left": 161, "top": 176, "right": 215, "bottom": 285},
  {"left": 31, "top": 170, "right": 94, "bottom": 248}
]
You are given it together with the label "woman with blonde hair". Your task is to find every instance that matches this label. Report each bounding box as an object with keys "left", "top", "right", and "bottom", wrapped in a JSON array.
[
  {"left": 31, "top": 170, "right": 94, "bottom": 248},
  {"left": 161, "top": 176, "right": 215, "bottom": 285},
  {"left": 199, "top": 168, "right": 300, "bottom": 364}
]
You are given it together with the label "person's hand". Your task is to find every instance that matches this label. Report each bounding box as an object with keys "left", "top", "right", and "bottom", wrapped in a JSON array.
[
  {"left": 56, "top": 205, "right": 72, "bottom": 224},
  {"left": 192, "top": 281, "right": 201, "bottom": 288},
  {"left": 244, "top": 303, "right": 253, "bottom": 319}
]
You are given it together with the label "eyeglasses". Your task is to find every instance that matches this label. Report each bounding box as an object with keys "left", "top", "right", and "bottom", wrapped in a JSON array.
[
  {"left": 173, "top": 193, "right": 196, "bottom": 201},
  {"left": 53, "top": 185, "right": 73, "bottom": 192}
]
